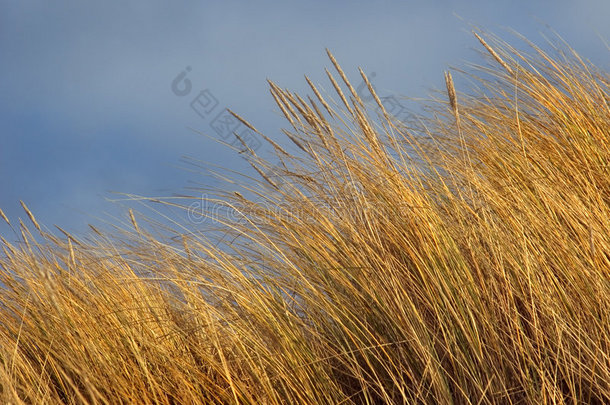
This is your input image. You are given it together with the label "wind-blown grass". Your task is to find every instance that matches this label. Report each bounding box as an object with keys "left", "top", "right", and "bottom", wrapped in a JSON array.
[{"left": 1, "top": 32, "right": 609, "bottom": 404}]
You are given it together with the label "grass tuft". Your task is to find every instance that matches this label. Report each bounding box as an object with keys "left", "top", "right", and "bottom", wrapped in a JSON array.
[{"left": 1, "top": 32, "right": 610, "bottom": 404}]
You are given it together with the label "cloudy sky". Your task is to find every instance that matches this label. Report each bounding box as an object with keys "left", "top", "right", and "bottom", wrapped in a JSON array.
[{"left": 1, "top": 1, "right": 609, "bottom": 239}]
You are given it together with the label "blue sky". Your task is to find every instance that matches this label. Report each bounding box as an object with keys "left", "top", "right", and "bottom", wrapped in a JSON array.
[{"left": 1, "top": 1, "right": 609, "bottom": 239}]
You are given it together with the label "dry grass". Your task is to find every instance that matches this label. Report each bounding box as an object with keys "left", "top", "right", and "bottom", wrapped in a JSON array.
[{"left": 1, "top": 32, "right": 609, "bottom": 404}]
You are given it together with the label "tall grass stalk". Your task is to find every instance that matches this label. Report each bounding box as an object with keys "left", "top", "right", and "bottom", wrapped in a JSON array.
[{"left": 1, "top": 32, "right": 609, "bottom": 404}]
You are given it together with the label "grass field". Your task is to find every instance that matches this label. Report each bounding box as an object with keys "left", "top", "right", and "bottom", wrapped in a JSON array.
[{"left": 1, "top": 32, "right": 609, "bottom": 404}]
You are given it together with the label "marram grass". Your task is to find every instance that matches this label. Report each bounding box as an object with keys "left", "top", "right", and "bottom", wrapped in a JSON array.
[{"left": 1, "top": 32, "right": 610, "bottom": 404}]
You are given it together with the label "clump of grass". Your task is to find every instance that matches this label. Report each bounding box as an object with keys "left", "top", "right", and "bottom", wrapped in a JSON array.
[{"left": 1, "top": 32, "right": 609, "bottom": 404}]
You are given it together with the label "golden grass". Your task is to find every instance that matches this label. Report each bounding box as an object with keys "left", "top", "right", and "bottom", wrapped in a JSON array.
[{"left": 1, "top": 32, "right": 609, "bottom": 404}]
